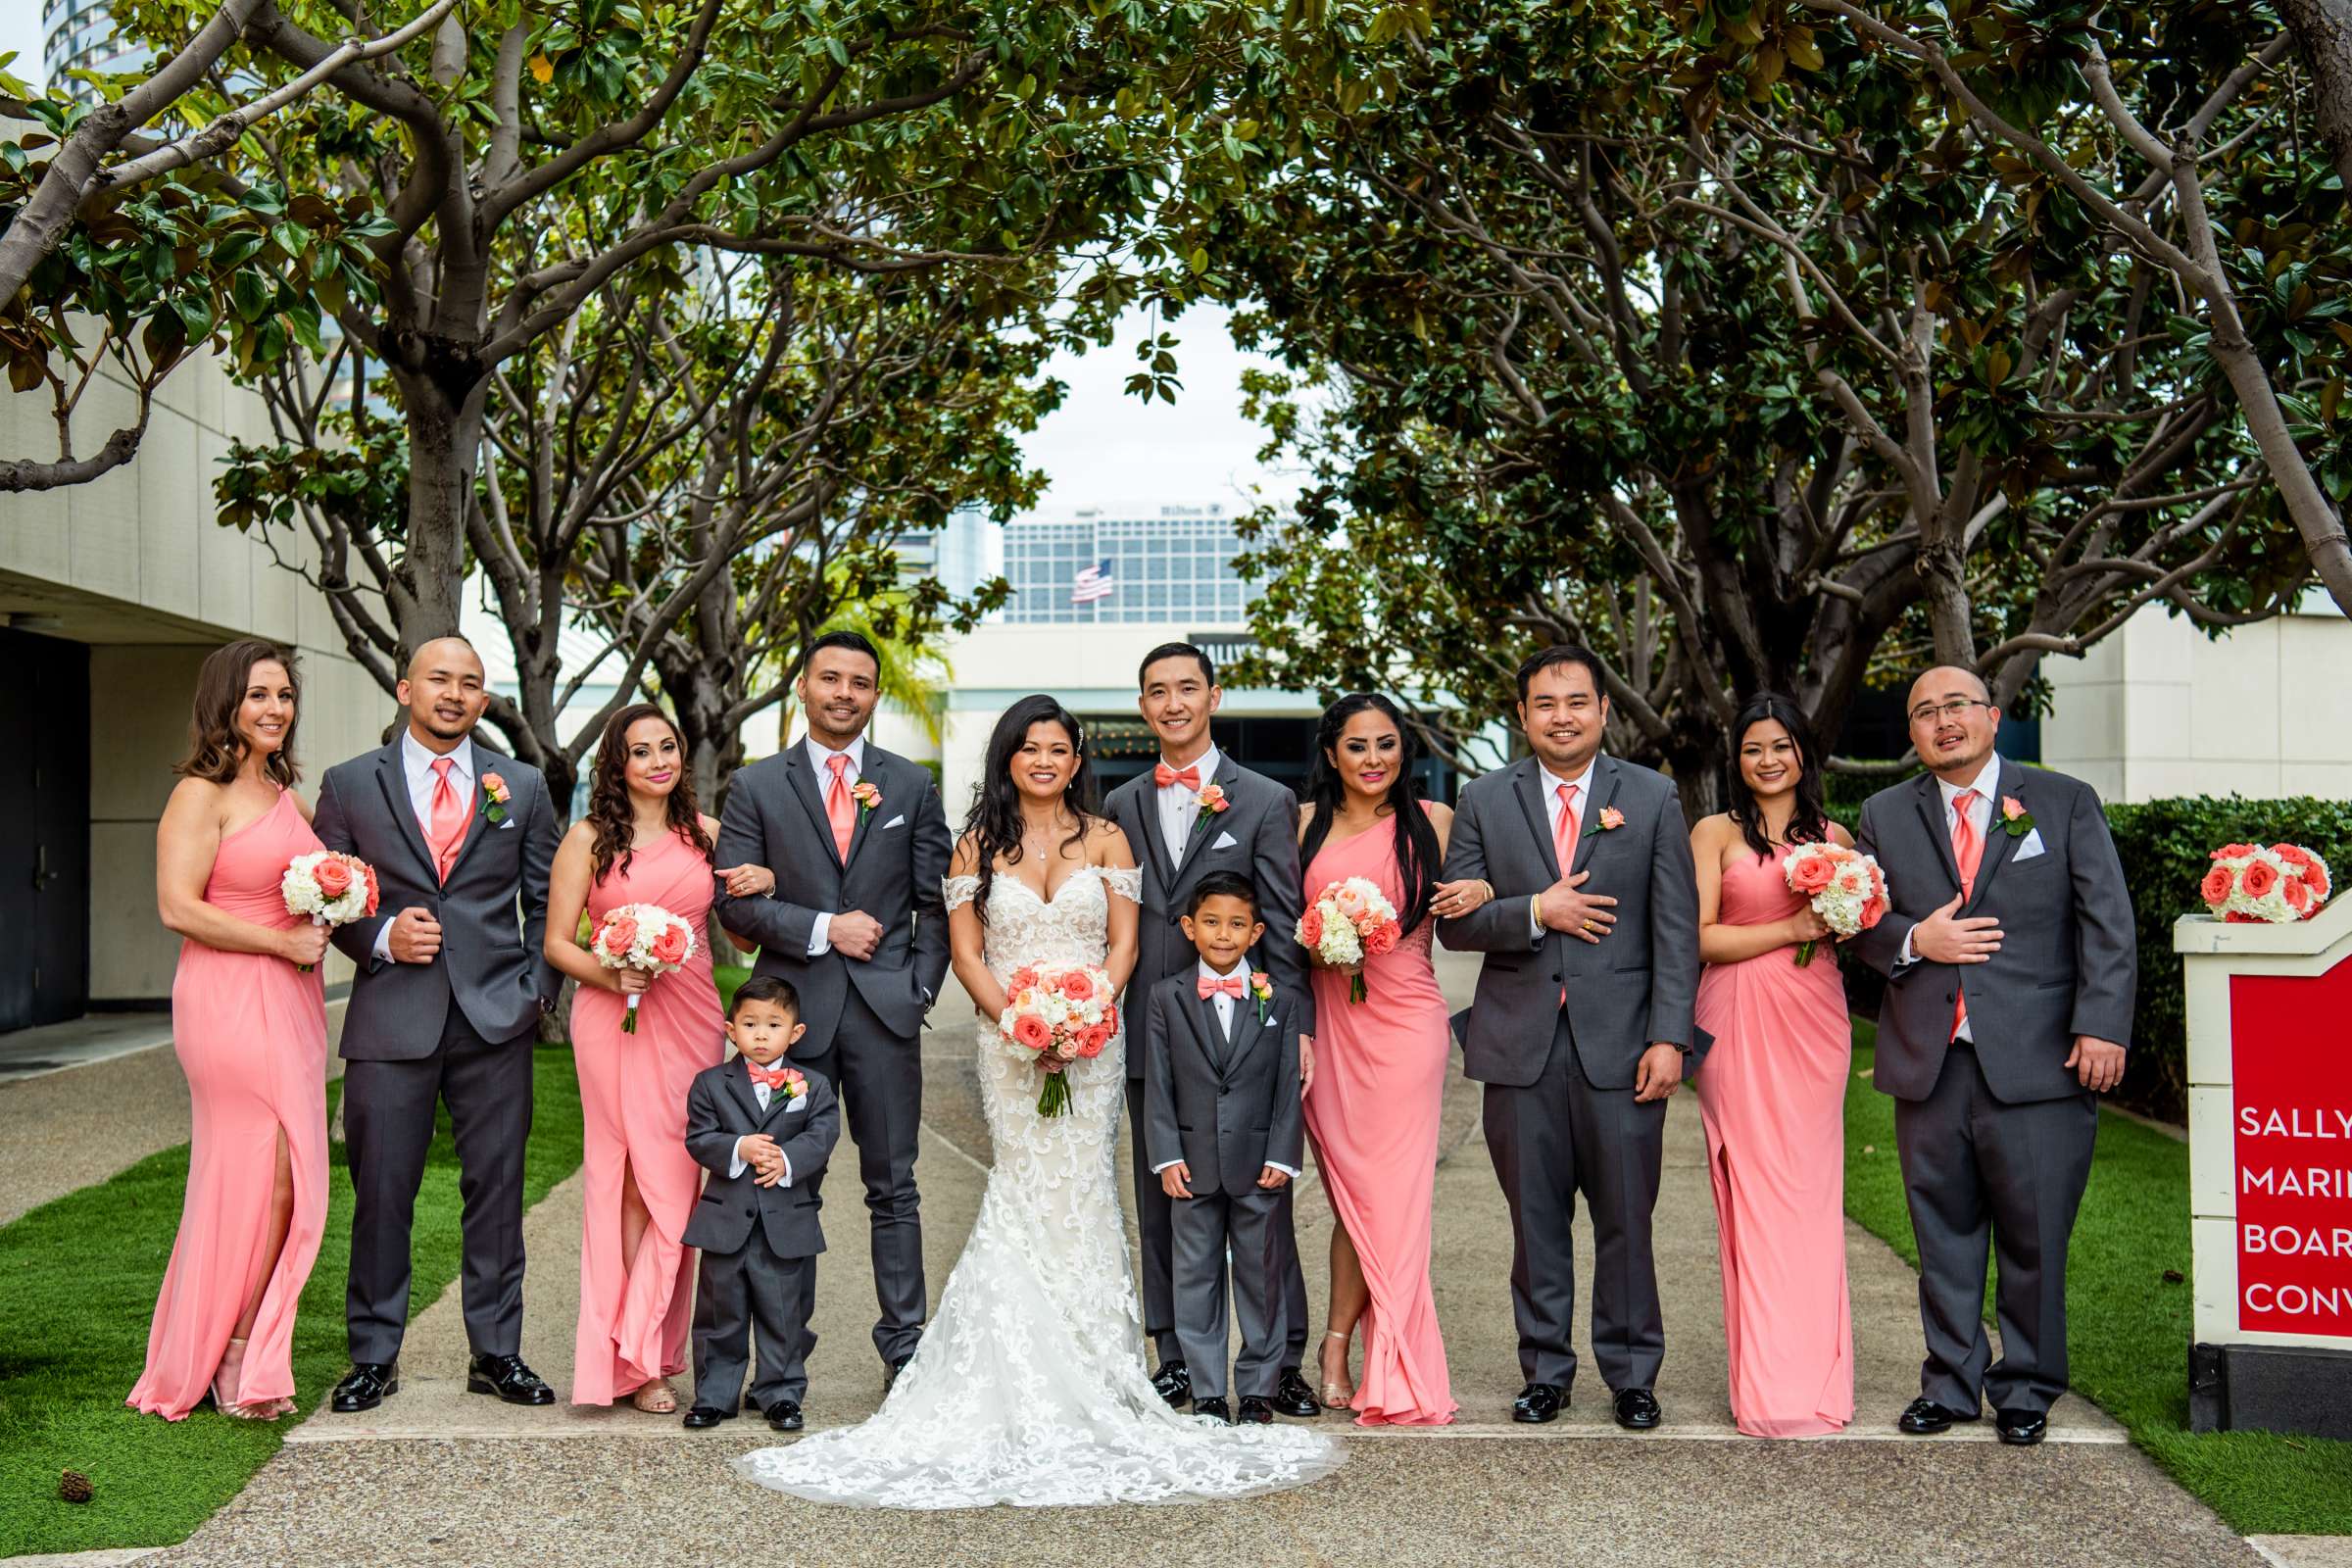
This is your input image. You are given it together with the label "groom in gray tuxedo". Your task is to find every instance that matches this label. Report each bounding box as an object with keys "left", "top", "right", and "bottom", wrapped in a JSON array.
[
  {"left": 312, "top": 636, "right": 562, "bottom": 1412},
  {"left": 1854, "top": 666, "right": 2132, "bottom": 1446},
  {"left": 712, "top": 630, "right": 954, "bottom": 1380},
  {"left": 1105, "top": 643, "right": 1319, "bottom": 1419},
  {"left": 1438, "top": 644, "right": 1702, "bottom": 1431}
]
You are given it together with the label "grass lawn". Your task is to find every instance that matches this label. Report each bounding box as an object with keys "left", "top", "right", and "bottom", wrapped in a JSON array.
[
  {"left": 715, "top": 963, "right": 750, "bottom": 1013},
  {"left": 0, "top": 1046, "right": 586, "bottom": 1557},
  {"left": 1846, "top": 1020, "right": 2352, "bottom": 1536}
]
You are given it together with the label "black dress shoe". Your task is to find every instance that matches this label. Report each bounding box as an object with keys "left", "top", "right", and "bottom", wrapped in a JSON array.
[
  {"left": 330, "top": 1362, "right": 398, "bottom": 1413},
  {"left": 466, "top": 1352, "right": 556, "bottom": 1405},
  {"left": 1897, "top": 1396, "right": 1981, "bottom": 1435},
  {"left": 1612, "top": 1388, "right": 1662, "bottom": 1430},
  {"left": 884, "top": 1353, "right": 912, "bottom": 1392},
  {"left": 1152, "top": 1358, "right": 1193, "bottom": 1408},
  {"left": 1193, "top": 1396, "right": 1233, "bottom": 1425},
  {"left": 1237, "top": 1396, "right": 1275, "bottom": 1425},
  {"left": 1994, "top": 1407, "right": 2047, "bottom": 1446},
  {"left": 1271, "top": 1366, "right": 1321, "bottom": 1418},
  {"left": 765, "top": 1398, "right": 805, "bottom": 1433},
  {"left": 681, "top": 1404, "right": 736, "bottom": 1430},
  {"left": 1511, "top": 1382, "right": 1564, "bottom": 1424}
]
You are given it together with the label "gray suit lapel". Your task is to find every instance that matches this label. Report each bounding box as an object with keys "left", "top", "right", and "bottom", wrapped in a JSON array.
[
  {"left": 1569, "top": 758, "right": 1623, "bottom": 880},
  {"left": 1912, "top": 771, "right": 1966, "bottom": 894},
  {"left": 442, "top": 742, "right": 504, "bottom": 883},
  {"left": 840, "top": 747, "right": 888, "bottom": 872},
  {"left": 783, "top": 746, "right": 840, "bottom": 861},
  {"left": 1510, "top": 760, "right": 1561, "bottom": 881},
  {"left": 1193, "top": 988, "right": 1233, "bottom": 1073},
  {"left": 1221, "top": 997, "right": 1272, "bottom": 1079},
  {"left": 725, "top": 1055, "right": 767, "bottom": 1128},
  {"left": 374, "top": 743, "right": 440, "bottom": 881},
  {"left": 1962, "top": 759, "right": 2025, "bottom": 913},
  {"left": 1169, "top": 755, "right": 1236, "bottom": 884}
]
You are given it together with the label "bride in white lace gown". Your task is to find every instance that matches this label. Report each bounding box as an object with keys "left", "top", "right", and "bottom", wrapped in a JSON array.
[{"left": 734, "top": 698, "right": 1340, "bottom": 1508}]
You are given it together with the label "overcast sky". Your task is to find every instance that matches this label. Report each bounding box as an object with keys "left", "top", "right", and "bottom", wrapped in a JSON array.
[{"left": 2, "top": 0, "right": 42, "bottom": 87}]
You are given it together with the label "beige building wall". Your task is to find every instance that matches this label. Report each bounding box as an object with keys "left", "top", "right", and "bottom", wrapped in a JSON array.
[
  {"left": 3, "top": 346, "right": 394, "bottom": 1004},
  {"left": 2041, "top": 599, "right": 2352, "bottom": 804}
]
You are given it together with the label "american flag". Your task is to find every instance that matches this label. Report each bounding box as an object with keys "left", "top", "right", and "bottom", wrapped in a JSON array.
[{"left": 1070, "top": 558, "right": 1116, "bottom": 604}]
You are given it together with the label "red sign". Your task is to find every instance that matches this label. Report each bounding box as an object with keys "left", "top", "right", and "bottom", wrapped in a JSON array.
[{"left": 2231, "top": 963, "right": 2352, "bottom": 1336}]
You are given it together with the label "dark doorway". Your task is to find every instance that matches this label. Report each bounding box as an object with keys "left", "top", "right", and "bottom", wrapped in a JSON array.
[
  {"left": 0, "top": 627, "right": 92, "bottom": 1032},
  {"left": 1085, "top": 713, "right": 1328, "bottom": 799}
]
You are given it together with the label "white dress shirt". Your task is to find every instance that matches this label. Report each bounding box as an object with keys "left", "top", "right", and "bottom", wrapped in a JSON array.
[
  {"left": 1154, "top": 744, "right": 1221, "bottom": 867},
  {"left": 1151, "top": 958, "right": 1300, "bottom": 1179},
  {"left": 727, "top": 1074, "right": 797, "bottom": 1186},
  {"left": 373, "top": 731, "right": 476, "bottom": 965},
  {"left": 801, "top": 734, "right": 866, "bottom": 957},
  {"left": 1529, "top": 754, "right": 1601, "bottom": 942},
  {"left": 1896, "top": 753, "right": 2004, "bottom": 1041}
]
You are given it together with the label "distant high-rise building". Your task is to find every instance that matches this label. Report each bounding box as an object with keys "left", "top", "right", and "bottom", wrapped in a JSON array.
[
  {"left": 894, "top": 505, "right": 1000, "bottom": 602},
  {"left": 1001, "top": 506, "right": 1257, "bottom": 625},
  {"left": 42, "top": 0, "right": 151, "bottom": 103}
]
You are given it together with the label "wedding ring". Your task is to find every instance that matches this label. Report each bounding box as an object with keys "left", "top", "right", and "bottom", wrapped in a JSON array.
[{"left": 1582, "top": 918, "right": 1595, "bottom": 933}]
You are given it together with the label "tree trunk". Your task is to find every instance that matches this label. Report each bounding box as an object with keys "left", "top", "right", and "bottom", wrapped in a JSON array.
[
  {"left": 2282, "top": 0, "right": 2352, "bottom": 194},
  {"left": 388, "top": 363, "right": 485, "bottom": 654}
]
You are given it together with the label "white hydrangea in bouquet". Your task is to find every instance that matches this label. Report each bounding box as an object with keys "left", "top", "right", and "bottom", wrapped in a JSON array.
[
  {"left": 1781, "top": 842, "right": 1889, "bottom": 966},
  {"left": 590, "top": 903, "right": 697, "bottom": 1032},
  {"left": 998, "top": 963, "right": 1118, "bottom": 1117},
  {"left": 2202, "top": 843, "right": 2332, "bottom": 924},
  {"left": 280, "top": 850, "right": 378, "bottom": 971},
  {"left": 1297, "top": 876, "right": 1401, "bottom": 1003}
]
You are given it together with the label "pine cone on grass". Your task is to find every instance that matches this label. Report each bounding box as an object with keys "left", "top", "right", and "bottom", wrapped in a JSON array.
[{"left": 59, "top": 1469, "right": 94, "bottom": 1503}]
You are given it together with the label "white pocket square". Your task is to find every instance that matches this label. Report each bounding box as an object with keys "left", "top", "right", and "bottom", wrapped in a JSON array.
[
  {"left": 783, "top": 1098, "right": 808, "bottom": 1113},
  {"left": 2013, "top": 828, "right": 2046, "bottom": 861},
  {"left": 498, "top": 817, "right": 515, "bottom": 830},
  {"left": 1212, "top": 830, "right": 1238, "bottom": 850},
  {"left": 881, "top": 813, "right": 906, "bottom": 830}
]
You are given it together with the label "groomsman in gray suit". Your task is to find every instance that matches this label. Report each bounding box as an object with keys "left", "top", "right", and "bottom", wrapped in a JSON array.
[
  {"left": 1854, "top": 666, "right": 2132, "bottom": 1446},
  {"left": 1105, "top": 643, "right": 1319, "bottom": 1418},
  {"left": 1438, "top": 644, "right": 1702, "bottom": 1431},
  {"left": 712, "top": 631, "right": 954, "bottom": 1382},
  {"left": 312, "top": 637, "right": 562, "bottom": 1412}
]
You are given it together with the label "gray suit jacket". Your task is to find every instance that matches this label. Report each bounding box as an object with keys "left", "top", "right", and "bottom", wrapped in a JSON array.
[
  {"left": 1107, "top": 755, "right": 1313, "bottom": 1079},
  {"left": 1438, "top": 754, "right": 1704, "bottom": 1089},
  {"left": 681, "top": 1056, "right": 840, "bottom": 1258},
  {"left": 1141, "top": 973, "right": 1304, "bottom": 1197},
  {"left": 1853, "top": 759, "right": 2134, "bottom": 1105},
  {"left": 710, "top": 741, "right": 953, "bottom": 1044},
  {"left": 312, "top": 738, "right": 559, "bottom": 1058}
]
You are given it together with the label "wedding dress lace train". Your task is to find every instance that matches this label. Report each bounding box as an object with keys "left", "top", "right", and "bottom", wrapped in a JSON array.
[{"left": 733, "top": 865, "right": 1342, "bottom": 1508}]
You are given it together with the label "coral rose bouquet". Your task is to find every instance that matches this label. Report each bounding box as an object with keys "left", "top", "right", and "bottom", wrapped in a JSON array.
[
  {"left": 2202, "top": 843, "right": 2333, "bottom": 924},
  {"left": 1296, "top": 876, "right": 1402, "bottom": 1004},
  {"left": 589, "top": 903, "right": 697, "bottom": 1032},
  {"left": 997, "top": 963, "right": 1118, "bottom": 1117},
  {"left": 280, "top": 850, "right": 379, "bottom": 971},
  {"left": 1781, "top": 842, "right": 1889, "bottom": 966}
]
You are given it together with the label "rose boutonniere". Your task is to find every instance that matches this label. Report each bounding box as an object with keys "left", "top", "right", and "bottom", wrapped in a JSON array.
[
  {"left": 779, "top": 1067, "right": 808, "bottom": 1102},
  {"left": 1189, "top": 783, "right": 1230, "bottom": 837},
  {"left": 1249, "top": 969, "right": 1275, "bottom": 1022},
  {"left": 852, "top": 779, "right": 881, "bottom": 819},
  {"left": 1998, "top": 795, "right": 2034, "bottom": 838},
  {"left": 480, "top": 770, "right": 512, "bottom": 824},
  {"left": 1595, "top": 806, "right": 1626, "bottom": 832}
]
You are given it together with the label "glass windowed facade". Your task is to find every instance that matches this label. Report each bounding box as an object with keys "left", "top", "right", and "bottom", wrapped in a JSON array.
[
  {"left": 1001, "top": 507, "right": 1259, "bottom": 625},
  {"left": 42, "top": 0, "right": 152, "bottom": 101}
]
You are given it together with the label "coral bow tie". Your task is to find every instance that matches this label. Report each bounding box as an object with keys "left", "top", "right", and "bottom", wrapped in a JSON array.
[
  {"left": 747, "top": 1064, "right": 794, "bottom": 1092},
  {"left": 1197, "top": 974, "right": 1248, "bottom": 1000},
  {"left": 1154, "top": 761, "right": 1201, "bottom": 791}
]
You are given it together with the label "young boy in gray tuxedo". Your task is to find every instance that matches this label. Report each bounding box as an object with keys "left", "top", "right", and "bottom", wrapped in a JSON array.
[
  {"left": 1142, "top": 871, "right": 1305, "bottom": 1425},
  {"left": 682, "top": 976, "right": 840, "bottom": 1433}
]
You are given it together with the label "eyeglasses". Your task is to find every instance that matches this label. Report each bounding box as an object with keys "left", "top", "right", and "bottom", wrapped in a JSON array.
[{"left": 1906, "top": 698, "right": 1995, "bottom": 725}]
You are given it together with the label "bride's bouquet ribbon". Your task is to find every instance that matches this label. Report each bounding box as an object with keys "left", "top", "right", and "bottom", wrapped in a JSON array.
[
  {"left": 1296, "top": 876, "right": 1400, "bottom": 1004},
  {"left": 999, "top": 963, "right": 1117, "bottom": 1117},
  {"left": 1781, "top": 843, "right": 1888, "bottom": 967},
  {"left": 591, "top": 903, "right": 697, "bottom": 1033},
  {"left": 280, "top": 850, "right": 379, "bottom": 971}
]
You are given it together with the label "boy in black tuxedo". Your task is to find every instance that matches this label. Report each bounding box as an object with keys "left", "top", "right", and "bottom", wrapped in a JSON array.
[
  {"left": 1141, "top": 871, "right": 1305, "bottom": 1424},
  {"left": 682, "top": 976, "right": 840, "bottom": 1432}
]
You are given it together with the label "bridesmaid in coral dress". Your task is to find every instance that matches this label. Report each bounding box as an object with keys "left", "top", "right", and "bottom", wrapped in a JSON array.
[
  {"left": 547, "top": 704, "right": 768, "bottom": 1411},
  {"left": 1690, "top": 693, "right": 1855, "bottom": 1437},
  {"left": 1297, "top": 694, "right": 1492, "bottom": 1427},
  {"left": 133, "top": 640, "right": 332, "bottom": 1421}
]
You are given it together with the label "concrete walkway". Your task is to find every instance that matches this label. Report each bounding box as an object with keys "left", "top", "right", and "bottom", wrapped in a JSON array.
[{"left": 3, "top": 959, "right": 2276, "bottom": 1565}]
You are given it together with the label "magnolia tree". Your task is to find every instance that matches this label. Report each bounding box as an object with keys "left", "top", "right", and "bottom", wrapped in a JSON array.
[{"left": 1182, "top": 0, "right": 2339, "bottom": 801}]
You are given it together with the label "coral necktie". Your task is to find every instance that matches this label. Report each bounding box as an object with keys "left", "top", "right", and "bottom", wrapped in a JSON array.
[
  {"left": 825, "top": 753, "right": 856, "bottom": 862},
  {"left": 1553, "top": 782, "right": 1581, "bottom": 874},
  {"left": 1950, "top": 789, "right": 1984, "bottom": 1038},
  {"left": 426, "top": 757, "right": 467, "bottom": 884}
]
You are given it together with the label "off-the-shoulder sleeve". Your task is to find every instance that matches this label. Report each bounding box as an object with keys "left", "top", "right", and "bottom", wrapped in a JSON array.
[
  {"left": 942, "top": 874, "right": 981, "bottom": 913},
  {"left": 1101, "top": 866, "right": 1144, "bottom": 903}
]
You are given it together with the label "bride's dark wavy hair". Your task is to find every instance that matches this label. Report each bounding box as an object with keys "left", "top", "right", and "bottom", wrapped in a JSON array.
[
  {"left": 1301, "top": 692, "right": 1441, "bottom": 936},
  {"left": 963, "top": 695, "right": 1099, "bottom": 920}
]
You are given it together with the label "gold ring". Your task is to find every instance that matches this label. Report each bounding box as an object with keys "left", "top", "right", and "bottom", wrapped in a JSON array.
[{"left": 1582, "top": 919, "right": 1595, "bottom": 932}]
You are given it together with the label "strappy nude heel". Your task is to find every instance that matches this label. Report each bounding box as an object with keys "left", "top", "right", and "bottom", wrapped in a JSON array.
[
  {"left": 631, "top": 1377, "right": 680, "bottom": 1414},
  {"left": 1319, "top": 1329, "right": 1355, "bottom": 1408}
]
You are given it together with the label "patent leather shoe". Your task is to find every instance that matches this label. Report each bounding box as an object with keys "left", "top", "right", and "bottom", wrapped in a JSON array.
[
  {"left": 681, "top": 1404, "right": 736, "bottom": 1430},
  {"left": 1612, "top": 1388, "right": 1662, "bottom": 1430},
  {"left": 1237, "top": 1396, "right": 1275, "bottom": 1425},
  {"left": 1897, "top": 1396, "right": 1980, "bottom": 1435},
  {"left": 1271, "top": 1366, "right": 1321, "bottom": 1418},
  {"left": 1152, "top": 1358, "right": 1193, "bottom": 1408},
  {"left": 1511, "top": 1382, "right": 1564, "bottom": 1424},
  {"left": 330, "top": 1362, "right": 398, "bottom": 1413},
  {"left": 466, "top": 1352, "right": 556, "bottom": 1405},
  {"left": 1995, "top": 1407, "right": 2047, "bottom": 1446},
  {"left": 766, "top": 1398, "right": 805, "bottom": 1433},
  {"left": 1194, "top": 1396, "right": 1234, "bottom": 1425}
]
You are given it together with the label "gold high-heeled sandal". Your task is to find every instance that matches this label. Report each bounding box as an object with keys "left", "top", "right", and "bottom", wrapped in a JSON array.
[
  {"left": 1319, "top": 1329, "right": 1354, "bottom": 1408},
  {"left": 631, "top": 1377, "right": 680, "bottom": 1414}
]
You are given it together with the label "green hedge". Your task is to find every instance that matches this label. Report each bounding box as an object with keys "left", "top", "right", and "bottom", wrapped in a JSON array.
[{"left": 2103, "top": 796, "right": 2352, "bottom": 1121}]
